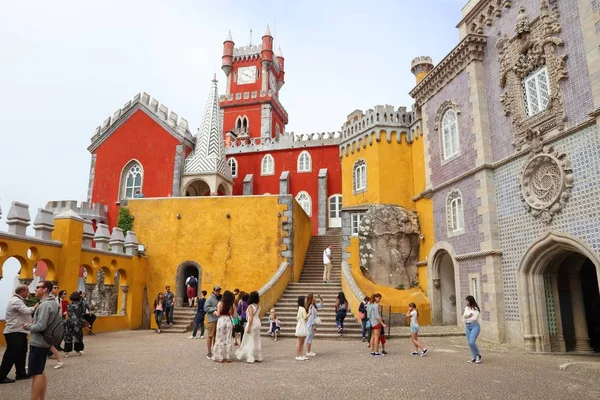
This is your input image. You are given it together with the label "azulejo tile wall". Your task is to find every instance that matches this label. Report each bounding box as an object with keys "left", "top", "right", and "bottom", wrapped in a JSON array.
[{"left": 494, "top": 125, "right": 600, "bottom": 322}]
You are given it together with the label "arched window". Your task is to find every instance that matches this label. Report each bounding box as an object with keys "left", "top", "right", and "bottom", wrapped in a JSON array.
[
  {"left": 442, "top": 110, "right": 459, "bottom": 160},
  {"left": 446, "top": 190, "right": 464, "bottom": 236},
  {"left": 297, "top": 151, "right": 311, "bottom": 172},
  {"left": 261, "top": 154, "right": 274, "bottom": 176},
  {"left": 522, "top": 66, "right": 550, "bottom": 117},
  {"left": 235, "top": 116, "right": 249, "bottom": 136},
  {"left": 227, "top": 157, "right": 238, "bottom": 178},
  {"left": 353, "top": 159, "right": 367, "bottom": 193},
  {"left": 296, "top": 191, "right": 312, "bottom": 216},
  {"left": 120, "top": 161, "right": 143, "bottom": 200}
]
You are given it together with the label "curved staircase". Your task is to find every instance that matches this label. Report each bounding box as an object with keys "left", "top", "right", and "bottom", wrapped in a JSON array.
[{"left": 262, "top": 229, "right": 363, "bottom": 339}]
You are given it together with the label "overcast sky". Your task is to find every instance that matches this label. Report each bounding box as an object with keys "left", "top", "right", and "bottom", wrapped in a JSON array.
[{"left": 0, "top": 0, "right": 465, "bottom": 307}]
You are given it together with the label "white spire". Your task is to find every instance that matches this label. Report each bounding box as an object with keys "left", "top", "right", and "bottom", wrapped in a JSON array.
[
  {"left": 276, "top": 46, "right": 283, "bottom": 57},
  {"left": 264, "top": 24, "right": 272, "bottom": 37},
  {"left": 225, "top": 29, "right": 233, "bottom": 42},
  {"left": 184, "top": 76, "right": 231, "bottom": 179}
]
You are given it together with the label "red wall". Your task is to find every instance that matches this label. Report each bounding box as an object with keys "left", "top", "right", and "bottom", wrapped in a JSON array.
[
  {"left": 222, "top": 104, "right": 262, "bottom": 138},
  {"left": 91, "top": 110, "right": 185, "bottom": 228},
  {"left": 227, "top": 144, "right": 342, "bottom": 234}
]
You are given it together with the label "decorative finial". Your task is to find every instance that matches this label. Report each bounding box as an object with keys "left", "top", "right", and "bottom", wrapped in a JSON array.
[
  {"left": 212, "top": 72, "right": 217, "bottom": 83},
  {"left": 276, "top": 46, "right": 283, "bottom": 57},
  {"left": 264, "top": 24, "right": 272, "bottom": 37},
  {"left": 225, "top": 29, "right": 233, "bottom": 42},
  {"left": 249, "top": 28, "right": 252, "bottom": 45}
]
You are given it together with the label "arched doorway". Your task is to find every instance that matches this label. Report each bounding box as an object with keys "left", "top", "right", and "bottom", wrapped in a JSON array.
[
  {"left": 175, "top": 261, "right": 202, "bottom": 307},
  {"left": 439, "top": 252, "right": 457, "bottom": 326},
  {"left": 428, "top": 242, "right": 460, "bottom": 327},
  {"left": 185, "top": 180, "right": 211, "bottom": 196},
  {"left": 518, "top": 231, "right": 600, "bottom": 353}
]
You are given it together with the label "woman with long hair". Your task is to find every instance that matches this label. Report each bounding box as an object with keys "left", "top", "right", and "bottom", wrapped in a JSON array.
[
  {"left": 405, "top": 302, "right": 427, "bottom": 356},
  {"left": 153, "top": 292, "right": 165, "bottom": 333},
  {"left": 235, "top": 291, "right": 262, "bottom": 363},
  {"left": 236, "top": 292, "right": 249, "bottom": 344},
  {"left": 305, "top": 293, "right": 322, "bottom": 357},
  {"left": 463, "top": 295, "right": 482, "bottom": 363},
  {"left": 369, "top": 293, "right": 385, "bottom": 356},
  {"left": 359, "top": 296, "right": 370, "bottom": 343},
  {"left": 294, "top": 296, "right": 308, "bottom": 361},
  {"left": 58, "top": 290, "right": 68, "bottom": 318},
  {"left": 212, "top": 290, "right": 237, "bottom": 363},
  {"left": 64, "top": 292, "right": 86, "bottom": 357},
  {"left": 334, "top": 292, "right": 348, "bottom": 333}
]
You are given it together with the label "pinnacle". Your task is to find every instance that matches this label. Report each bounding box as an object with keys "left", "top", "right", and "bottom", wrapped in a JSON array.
[
  {"left": 263, "top": 24, "right": 272, "bottom": 37},
  {"left": 225, "top": 29, "right": 233, "bottom": 42},
  {"left": 276, "top": 46, "right": 283, "bottom": 58}
]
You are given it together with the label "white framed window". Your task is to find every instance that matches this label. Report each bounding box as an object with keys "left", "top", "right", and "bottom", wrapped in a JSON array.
[
  {"left": 351, "top": 212, "right": 365, "bottom": 236},
  {"left": 261, "top": 154, "right": 274, "bottom": 176},
  {"left": 442, "top": 109, "right": 459, "bottom": 160},
  {"left": 120, "top": 160, "right": 143, "bottom": 200},
  {"left": 353, "top": 159, "right": 367, "bottom": 193},
  {"left": 471, "top": 277, "right": 479, "bottom": 302},
  {"left": 297, "top": 151, "right": 311, "bottom": 172},
  {"left": 235, "top": 116, "right": 249, "bottom": 136},
  {"left": 295, "top": 191, "right": 312, "bottom": 216},
  {"left": 446, "top": 189, "right": 465, "bottom": 236},
  {"left": 522, "top": 66, "right": 550, "bottom": 117},
  {"left": 227, "top": 157, "right": 238, "bottom": 178}
]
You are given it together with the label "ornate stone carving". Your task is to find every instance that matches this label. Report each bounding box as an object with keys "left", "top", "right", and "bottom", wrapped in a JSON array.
[
  {"left": 497, "top": 1, "right": 568, "bottom": 151},
  {"left": 464, "top": 0, "right": 512, "bottom": 36},
  {"left": 434, "top": 100, "right": 461, "bottom": 131},
  {"left": 519, "top": 132, "right": 573, "bottom": 224},
  {"left": 358, "top": 205, "right": 420, "bottom": 289}
]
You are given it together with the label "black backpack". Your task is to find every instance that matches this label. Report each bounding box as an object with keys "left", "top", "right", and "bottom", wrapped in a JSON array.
[
  {"left": 188, "top": 276, "right": 198, "bottom": 288},
  {"left": 42, "top": 303, "right": 64, "bottom": 347}
]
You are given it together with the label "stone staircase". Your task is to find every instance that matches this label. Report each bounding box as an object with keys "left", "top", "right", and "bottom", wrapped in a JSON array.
[
  {"left": 159, "top": 306, "right": 196, "bottom": 333},
  {"left": 262, "top": 229, "right": 364, "bottom": 339}
]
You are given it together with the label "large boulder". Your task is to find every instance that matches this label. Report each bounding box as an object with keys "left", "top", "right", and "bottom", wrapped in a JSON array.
[{"left": 359, "top": 204, "right": 420, "bottom": 288}]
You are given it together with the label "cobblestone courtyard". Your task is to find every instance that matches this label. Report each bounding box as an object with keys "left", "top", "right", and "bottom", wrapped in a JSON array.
[{"left": 1, "top": 330, "right": 599, "bottom": 400}]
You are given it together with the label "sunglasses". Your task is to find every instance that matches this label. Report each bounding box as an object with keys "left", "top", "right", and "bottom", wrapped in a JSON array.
[{"left": 35, "top": 286, "right": 44, "bottom": 290}]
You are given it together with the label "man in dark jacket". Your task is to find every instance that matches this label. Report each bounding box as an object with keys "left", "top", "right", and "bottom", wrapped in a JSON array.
[{"left": 188, "top": 291, "right": 207, "bottom": 339}]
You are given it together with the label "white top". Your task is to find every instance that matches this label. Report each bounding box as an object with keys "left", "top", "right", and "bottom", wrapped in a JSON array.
[
  {"left": 4, "top": 295, "right": 34, "bottom": 334},
  {"left": 323, "top": 247, "right": 331, "bottom": 264},
  {"left": 463, "top": 306, "right": 480, "bottom": 323},
  {"left": 409, "top": 310, "right": 418, "bottom": 326}
]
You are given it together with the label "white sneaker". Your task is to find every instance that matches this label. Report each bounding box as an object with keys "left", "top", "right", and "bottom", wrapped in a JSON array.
[
  {"left": 200, "top": 335, "right": 204, "bottom": 339},
  {"left": 295, "top": 356, "right": 303, "bottom": 361},
  {"left": 300, "top": 356, "right": 309, "bottom": 361},
  {"left": 54, "top": 361, "right": 63, "bottom": 369},
  {"left": 77, "top": 351, "right": 83, "bottom": 356},
  {"left": 188, "top": 335, "right": 195, "bottom": 339},
  {"left": 306, "top": 352, "right": 316, "bottom": 356}
]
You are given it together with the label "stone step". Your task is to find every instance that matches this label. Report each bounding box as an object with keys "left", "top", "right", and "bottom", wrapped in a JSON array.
[{"left": 263, "top": 316, "right": 358, "bottom": 324}]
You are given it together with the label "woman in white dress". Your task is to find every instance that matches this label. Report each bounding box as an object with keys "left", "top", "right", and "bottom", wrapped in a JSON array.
[
  {"left": 212, "top": 290, "right": 236, "bottom": 363},
  {"left": 235, "top": 291, "right": 262, "bottom": 363}
]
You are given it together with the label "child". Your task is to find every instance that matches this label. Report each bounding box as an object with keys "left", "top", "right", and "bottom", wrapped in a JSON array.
[
  {"left": 406, "top": 302, "right": 427, "bottom": 356},
  {"left": 268, "top": 308, "right": 281, "bottom": 341}
]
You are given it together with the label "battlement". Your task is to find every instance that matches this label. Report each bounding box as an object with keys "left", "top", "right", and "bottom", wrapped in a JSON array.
[
  {"left": 340, "top": 105, "right": 415, "bottom": 140},
  {"left": 225, "top": 131, "right": 341, "bottom": 154},
  {"left": 219, "top": 89, "right": 288, "bottom": 120},
  {"left": 90, "top": 92, "right": 194, "bottom": 150},
  {"left": 411, "top": 56, "right": 433, "bottom": 68},
  {"left": 45, "top": 200, "right": 108, "bottom": 223}
]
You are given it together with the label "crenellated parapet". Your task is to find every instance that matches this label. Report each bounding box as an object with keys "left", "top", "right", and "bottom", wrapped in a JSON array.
[
  {"left": 45, "top": 200, "right": 108, "bottom": 223},
  {"left": 232, "top": 44, "right": 280, "bottom": 74},
  {"left": 88, "top": 92, "right": 195, "bottom": 152},
  {"left": 225, "top": 131, "right": 341, "bottom": 155},
  {"left": 220, "top": 89, "right": 288, "bottom": 121},
  {"left": 340, "top": 104, "right": 414, "bottom": 141}
]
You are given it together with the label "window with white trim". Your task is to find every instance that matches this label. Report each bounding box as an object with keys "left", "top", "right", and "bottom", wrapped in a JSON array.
[
  {"left": 297, "top": 151, "right": 311, "bottom": 172},
  {"left": 227, "top": 157, "right": 237, "bottom": 178},
  {"left": 351, "top": 212, "right": 365, "bottom": 236},
  {"left": 471, "top": 277, "right": 479, "bottom": 302},
  {"left": 353, "top": 159, "right": 367, "bottom": 193},
  {"left": 296, "top": 191, "right": 312, "bottom": 216},
  {"left": 261, "top": 154, "right": 274, "bottom": 176},
  {"left": 442, "top": 109, "right": 459, "bottom": 160},
  {"left": 450, "top": 196, "right": 464, "bottom": 232},
  {"left": 522, "top": 66, "right": 550, "bottom": 117},
  {"left": 122, "top": 162, "right": 143, "bottom": 199}
]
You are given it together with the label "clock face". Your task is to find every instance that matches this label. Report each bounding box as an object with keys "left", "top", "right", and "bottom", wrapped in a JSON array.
[
  {"left": 269, "top": 71, "right": 277, "bottom": 91},
  {"left": 237, "top": 66, "right": 256, "bottom": 85}
]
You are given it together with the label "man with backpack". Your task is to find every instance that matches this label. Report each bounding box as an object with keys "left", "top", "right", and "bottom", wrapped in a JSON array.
[
  {"left": 185, "top": 275, "right": 198, "bottom": 308},
  {"left": 23, "top": 280, "right": 63, "bottom": 400}
]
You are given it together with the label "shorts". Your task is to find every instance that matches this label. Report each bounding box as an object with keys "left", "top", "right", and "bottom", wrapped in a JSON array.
[
  {"left": 372, "top": 324, "right": 383, "bottom": 331},
  {"left": 411, "top": 324, "right": 420, "bottom": 334},
  {"left": 28, "top": 345, "right": 49, "bottom": 376},
  {"left": 207, "top": 321, "right": 217, "bottom": 338}
]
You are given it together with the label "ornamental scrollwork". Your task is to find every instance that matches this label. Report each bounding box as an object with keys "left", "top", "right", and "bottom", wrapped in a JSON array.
[
  {"left": 519, "top": 131, "right": 573, "bottom": 224},
  {"left": 434, "top": 100, "right": 461, "bottom": 131},
  {"left": 497, "top": 1, "right": 567, "bottom": 151}
]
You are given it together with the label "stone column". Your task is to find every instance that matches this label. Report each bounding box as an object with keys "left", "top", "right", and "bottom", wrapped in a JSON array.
[
  {"left": 568, "top": 268, "right": 594, "bottom": 352},
  {"left": 105, "top": 284, "right": 116, "bottom": 315},
  {"left": 318, "top": 168, "right": 328, "bottom": 236},
  {"left": 120, "top": 286, "right": 129, "bottom": 315},
  {"left": 279, "top": 171, "right": 290, "bottom": 195},
  {"left": 243, "top": 174, "right": 254, "bottom": 195},
  {"left": 551, "top": 275, "right": 567, "bottom": 352}
]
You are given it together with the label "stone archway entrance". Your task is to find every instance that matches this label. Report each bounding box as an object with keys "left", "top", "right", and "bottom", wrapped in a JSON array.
[
  {"left": 518, "top": 231, "right": 600, "bottom": 353},
  {"left": 175, "top": 261, "right": 202, "bottom": 307},
  {"left": 428, "top": 243, "right": 461, "bottom": 327}
]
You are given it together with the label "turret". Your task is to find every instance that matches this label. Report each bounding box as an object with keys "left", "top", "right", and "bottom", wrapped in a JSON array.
[
  {"left": 276, "top": 46, "right": 285, "bottom": 92},
  {"left": 261, "top": 25, "right": 274, "bottom": 92},
  {"left": 411, "top": 56, "right": 434, "bottom": 85},
  {"left": 222, "top": 30, "right": 234, "bottom": 77}
]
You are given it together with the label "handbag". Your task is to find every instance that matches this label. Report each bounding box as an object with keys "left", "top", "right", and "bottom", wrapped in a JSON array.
[
  {"left": 366, "top": 320, "right": 371, "bottom": 329},
  {"left": 314, "top": 316, "right": 322, "bottom": 325}
]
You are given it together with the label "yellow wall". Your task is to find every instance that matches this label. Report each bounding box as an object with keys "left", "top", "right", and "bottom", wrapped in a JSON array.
[
  {"left": 128, "top": 196, "right": 294, "bottom": 311},
  {"left": 292, "top": 201, "right": 313, "bottom": 282},
  {"left": 346, "top": 237, "right": 431, "bottom": 324}
]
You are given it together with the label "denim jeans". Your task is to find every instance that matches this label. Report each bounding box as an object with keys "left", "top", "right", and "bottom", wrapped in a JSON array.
[
  {"left": 155, "top": 310, "right": 164, "bottom": 329},
  {"left": 165, "top": 305, "right": 174, "bottom": 324},
  {"left": 192, "top": 314, "right": 205, "bottom": 337},
  {"left": 361, "top": 319, "right": 368, "bottom": 338},
  {"left": 465, "top": 322, "right": 481, "bottom": 358},
  {"left": 336, "top": 310, "right": 347, "bottom": 329}
]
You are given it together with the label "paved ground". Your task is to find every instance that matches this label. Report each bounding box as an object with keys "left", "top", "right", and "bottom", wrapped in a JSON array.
[{"left": 1, "top": 330, "right": 599, "bottom": 400}]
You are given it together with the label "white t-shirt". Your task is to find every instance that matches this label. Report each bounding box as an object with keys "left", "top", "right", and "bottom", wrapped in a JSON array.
[
  {"left": 323, "top": 247, "right": 331, "bottom": 264},
  {"left": 409, "top": 310, "right": 418, "bottom": 326},
  {"left": 463, "top": 306, "right": 480, "bottom": 323}
]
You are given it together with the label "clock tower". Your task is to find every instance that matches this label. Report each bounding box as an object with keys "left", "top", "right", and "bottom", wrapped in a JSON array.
[{"left": 220, "top": 25, "right": 287, "bottom": 142}]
